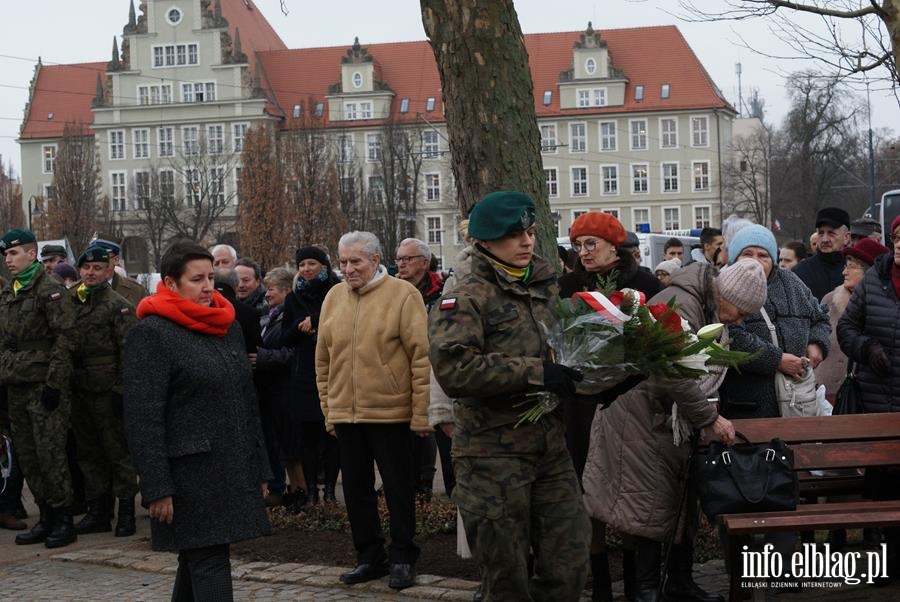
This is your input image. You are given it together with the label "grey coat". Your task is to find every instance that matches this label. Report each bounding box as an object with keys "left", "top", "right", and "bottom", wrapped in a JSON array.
[
  {"left": 720, "top": 267, "right": 830, "bottom": 419},
  {"left": 123, "top": 316, "right": 271, "bottom": 552}
]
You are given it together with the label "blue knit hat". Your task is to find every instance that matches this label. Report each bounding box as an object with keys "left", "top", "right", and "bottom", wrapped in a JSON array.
[{"left": 728, "top": 224, "right": 778, "bottom": 266}]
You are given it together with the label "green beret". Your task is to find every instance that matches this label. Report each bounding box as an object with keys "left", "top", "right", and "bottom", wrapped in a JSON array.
[
  {"left": 468, "top": 191, "right": 536, "bottom": 241},
  {"left": 0, "top": 229, "right": 36, "bottom": 255},
  {"left": 77, "top": 246, "right": 111, "bottom": 267},
  {"left": 41, "top": 244, "right": 67, "bottom": 260}
]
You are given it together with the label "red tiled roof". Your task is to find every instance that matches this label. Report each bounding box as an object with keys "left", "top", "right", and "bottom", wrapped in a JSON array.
[
  {"left": 220, "top": 0, "right": 286, "bottom": 56},
  {"left": 19, "top": 62, "right": 107, "bottom": 140}
]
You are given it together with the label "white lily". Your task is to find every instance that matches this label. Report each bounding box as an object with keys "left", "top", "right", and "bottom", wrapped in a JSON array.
[
  {"left": 697, "top": 323, "right": 725, "bottom": 342},
  {"left": 676, "top": 352, "right": 711, "bottom": 372}
]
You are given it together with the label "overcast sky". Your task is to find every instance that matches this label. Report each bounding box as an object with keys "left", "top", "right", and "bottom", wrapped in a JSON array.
[{"left": 2, "top": 0, "right": 898, "bottom": 177}]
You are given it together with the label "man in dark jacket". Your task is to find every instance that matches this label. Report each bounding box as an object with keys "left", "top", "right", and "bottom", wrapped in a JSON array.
[
  {"left": 235, "top": 258, "right": 268, "bottom": 321},
  {"left": 215, "top": 269, "right": 261, "bottom": 354},
  {"left": 793, "top": 207, "right": 850, "bottom": 301}
]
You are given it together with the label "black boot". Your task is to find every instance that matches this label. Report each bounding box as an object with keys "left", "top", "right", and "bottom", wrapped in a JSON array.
[
  {"left": 15, "top": 503, "right": 52, "bottom": 545},
  {"left": 306, "top": 482, "right": 320, "bottom": 505},
  {"left": 663, "top": 542, "right": 723, "bottom": 602},
  {"left": 114, "top": 497, "right": 136, "bottom": 537},
  {"left": 633, "top": 537, "right": 662, "bottom": 602},
  {"left": 623, "top": 548, "right": 637, "bottom": 601},
  {"left": 44, "top": 507, "right": 77, "bottom": 548},
  {"left": 324, "top": 483, "right": 337, "bottom": 503},
  {"left": 591, "top": 553, "right": 613, "bottom": 602},
  {"left": 74, "top": 497, "right": 111, "bottom": 535}
]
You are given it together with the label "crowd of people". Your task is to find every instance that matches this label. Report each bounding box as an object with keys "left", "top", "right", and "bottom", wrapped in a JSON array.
[{"left": 0, "top": 196, "right": 898, "bottom": 601}]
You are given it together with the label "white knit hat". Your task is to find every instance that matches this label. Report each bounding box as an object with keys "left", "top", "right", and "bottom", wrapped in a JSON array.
[
  {"left": 655, "top": 258, "right": 682, "bottom": 275},
  {"left": 716, "top": 259, "right": 767, "bottom": 315}
]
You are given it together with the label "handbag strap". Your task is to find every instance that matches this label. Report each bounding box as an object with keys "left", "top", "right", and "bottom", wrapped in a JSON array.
[{"left": 759, "top": 306, "right": 778, "bottom": 347}]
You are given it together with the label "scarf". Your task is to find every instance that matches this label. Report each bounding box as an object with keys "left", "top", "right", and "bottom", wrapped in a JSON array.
[
  {"left": 137, "top": 281, "right": 235, "bottom": 337},
  {"left": 294, "top": 267, "right": 330, "bottom": 294},
  {"left": 76, "top": 282, "right": 104, "bottom": 303},
  {"left": 478, "top": 246, "right": 532, "bottom": 282},
  {"left": 12, "top": 261, "right": 41, "bottom": 296}
]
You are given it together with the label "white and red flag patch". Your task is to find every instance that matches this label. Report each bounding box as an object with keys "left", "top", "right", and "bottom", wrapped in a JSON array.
[{"left": 439, "top": 297, "right": 457, "bottom": 311}]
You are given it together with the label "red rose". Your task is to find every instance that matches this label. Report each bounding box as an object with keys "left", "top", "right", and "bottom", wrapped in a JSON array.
[{"left": 648, "top": 303, "right": 683, "bottom": 334}]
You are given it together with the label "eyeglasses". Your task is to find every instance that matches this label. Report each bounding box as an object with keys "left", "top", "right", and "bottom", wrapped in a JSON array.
[
  {"left": 572, "top": 239, "right": 600, "bottom": 253},
  {"left": 844, "top": 263, "right": 866, "bottom": 272},
  {"left": 891, "top": 234, "right": 900, "bottom": 245},
  {"left": 395, "top": 255, "right": 425, "bottom": 263}
]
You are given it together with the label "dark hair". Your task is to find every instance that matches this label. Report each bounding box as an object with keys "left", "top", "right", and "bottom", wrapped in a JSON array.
[
  {"left": 781, "top": 241, "right": 808, "bottom": 261},
  {"left": 160, "top": 241, "right": 214, "bottom": 281},
  {"left": 235, "top": 257, "right": 262, "bottom": 281},
  {"left": 663, "top": 237, "right": 684, "bottom": 251},
  {"left": 700, "top": 227, "right": 722, "bottom": 246}
]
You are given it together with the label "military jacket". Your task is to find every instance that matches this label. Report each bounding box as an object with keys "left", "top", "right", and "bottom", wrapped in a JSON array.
[
  {"left": 0, "top": 265, "right": 76, "bottom": 389},
  {"left": 112, "top": 272, "right": 148, "bottom": 309},
  {"left": 69, "top": 284, "right": 137, "bottom": 393},
  {"left": 429, "top": 250, "right": 558, "bottom": 453}
]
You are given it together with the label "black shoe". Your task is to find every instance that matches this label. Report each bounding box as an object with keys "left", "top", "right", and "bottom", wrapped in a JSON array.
[
  {"left": 44, "top": 508, "right": 77, "bottom": 549},
  {"left": 306, "top": 482, "right": 320, "bottom": 505},
  {"left": 340, "top": 560, "right": 389, "bottom": 585},
  {"left": 388, "top": 563, "right": 416, "bottom": 590},
  {"left": 74, "top": 498, "right": 112, "bottom": 535},
  {"left": 15, "top": 503, "right": 52, "bottom": 545},
  {"left": 472, "top": 585, "right": 483, "bottom": 602},
  {"left": 323, "top": 484, "right": 337, "bottom": 503},
  {"left": 283, "top": 488, "right": 309, "bottom": 514},
  {"left": 114, "top": 497, "right": 136, "bottom": 537},
  {"left": 416, "top": 488, "right": 433, "bottom": 504},
  {"left": 591, "top": 553, "right": 613, "bottom": 602}
]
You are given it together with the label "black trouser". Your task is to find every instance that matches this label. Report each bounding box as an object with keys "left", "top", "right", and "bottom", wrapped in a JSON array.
[
  {"left": 171, "top": 544, "right": 232, "bottom": 602},
  {"left": 258, "top": 399, "right": 285, "bottom": 495},
  {"left": 0, "top": 435, "right": 24, "bottom": 515},
  {"left": 301, "top": 421, "right": 339, "bottom": 490},
  {"left": 334, "top": 423, "right": 419, "bottom": 565},
  {"left": 434, "top": 425, "right": 455, "bottom": 496},
  {"left": 411, "top": 432, "right": 437, "bottom": 492}
]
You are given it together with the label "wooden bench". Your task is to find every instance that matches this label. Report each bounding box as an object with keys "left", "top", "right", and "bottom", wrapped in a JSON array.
[{"left": 710, "top": 413, "right": 900, "bottom": 601}]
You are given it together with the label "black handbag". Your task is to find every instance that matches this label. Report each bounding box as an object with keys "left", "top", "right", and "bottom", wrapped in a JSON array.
[
  {"left": 692, "top": 432, "right": 798, "bottom": 519},
  {"left": 833, "top": 362, "right": 865, "bottom": 415}
]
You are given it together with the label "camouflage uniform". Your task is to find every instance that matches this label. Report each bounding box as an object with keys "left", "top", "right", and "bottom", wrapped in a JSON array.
[
  {"left": 0, "top": 266, "right": 76, "bottom": 509},
  {"left": 68, "top": 284, "right": 138, "bottom": 501},
  {"left": 429, "top": 250, "right": 590, "bottom": 602}
]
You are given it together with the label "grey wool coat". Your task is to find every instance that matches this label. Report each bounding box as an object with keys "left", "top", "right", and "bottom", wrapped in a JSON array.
[{"left": 123, "top": 316, "right": 271, "bottom": 552}]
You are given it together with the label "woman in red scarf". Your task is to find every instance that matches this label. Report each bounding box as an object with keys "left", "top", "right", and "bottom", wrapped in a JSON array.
[{"left": 123, "top": 241, "right": 271, "bottom": 601}]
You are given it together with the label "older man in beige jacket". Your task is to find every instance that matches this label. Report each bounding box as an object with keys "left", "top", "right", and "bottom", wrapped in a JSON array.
[{"left": 316, "top": 231, "right": 430, "bottom": 591}]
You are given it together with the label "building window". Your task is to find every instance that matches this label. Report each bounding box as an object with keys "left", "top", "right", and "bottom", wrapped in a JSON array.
[
  {"left": 109, "top": 130, "right": 125, "bottom": 160},
  {"left": 585, "top": 58, "right": 597, "bottom": 75},
  {"left": 182, "top": 82, "right": 215, "bottom": 103},
  {"left": 542, "top": 90, "right": 552, "bottom": 106},
  {"left": 207, "top": 125, "right": 224, "bottom": 155},
  {"left": 338, "top": 135, "right": 354, "bottom": 163},
  {"left": 572, "top": 209, "right": 589, "bottom": 222},
  {"left": 540, "top": 124, "right": 557, "bottom": 152},
  {"left": 184, "top": 169, "right": 201, "bottom": 207},
  {"left": 42, "top": 145, "right": 56, "bottom": 174},
  {"left": 426, "top": 97, "right": 436, "bottom": 112},
  {"left": 660, "top": 118, "right": 678, "bottom": 148},
  {"left": 359, "top": 102, "right": 373, "bottom": 119},
  {"left": 633, "top": 207, "right": 650, "bottom": 230},
  {"left": 133, "top": 128, "right": 150, "bottom": 159},
  {"left": 422, "top": 130, "right": 439, "bottom": 159},
  {"left": 314, "top": 102, "right": 324, "bottom": 117},
  {"left": 569, "top": 123, "right": 587, "bottom": 153},
  {"left": 134, "top": 170, "right": 151, "bottom": 210},
  {"left": 662, "top": 162, "right": 679, "bottom": 193},
  {"left": 210, "top": 167, "right": 226, "bottom": 206},
  {"left": 166, "top": 8, "right": 182, "bottom": 25},
  {"left": 158, "top": 127, "right": 174, "bottom": 157},
  {"left": 427, "top": 216, "right": 443, "bottom": 244},
  {"left": 233, "top": 123, "right": 248, "bottom": 153},
  {"left": 694, "top": 206, "right": 712, "bottom": 229},
  {"left": 661, "top": 83, "right": 671, "bottom": 99},
  {"left": 182, "top": 126, "right": 200, "bottom": 156},
  {"left": 691, "top": 116, "right": 709, "bottom": 147},
  {"left": 153, "top": 47, "right": 164, "bottom": 68},
  {"left": 153, "top": 43, "right": 198, "bottom": 67},
  {"left": 233, "top": 166, "right": 242, "bottom": 205},
  {"left": 138, "top": 84, "right": 172, "bottom": 105},
  {"left": 571, "top": 167, "right": 588, "bottom": 196},
  {"left": 425, "top": 173, "right": 441, "bottom": 202},
  {"left": 599, "top": 121, "right": 616, "bottom": 151},
  {"left": 632, "top": 163, "right": 649, "bottom": 194},
  {"left": 110, "top": 171, "right": 127, "bottom": 211},
  {"left": 630, "top": 120, "right": 647, "bottom": 150},
  {"left": 545, "top": 168, "right": 559, "bottom": 198},
  {"left": 368, "top": 176, "right": 384, "bottom": 203},
  {"left": 693, "top": 161, "right": 711, "bottom": 192},
  {"left": 352, "top": 72, "right": 363, "bottom": 88},
  {"left": 344, "top": 102, "right": 357, "bottom": 120},
  {"left": 366, "top": 134, "right": 382, "bottom": 162},
  {"left": 399, "top": 97, "right": 410, "bottom": 113},
  {"left": 634, "top": 85, "right": 644, "bottom": 101},
  {"left": 159, "top": 168, "right": 175, "bottom": 204},
  {"left": 576, "top": 88, "right": 608, "bottom": 108},
  {"left": 664, "top": 207, "right": 681, "bottom": 230},
  {"left": 601, "top": 165, "right": 618, "bottom": 195}
]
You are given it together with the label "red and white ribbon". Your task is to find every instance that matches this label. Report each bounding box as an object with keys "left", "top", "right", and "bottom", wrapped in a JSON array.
[{"left": 573, "top": 291, "right": 630, "bottom": 324}]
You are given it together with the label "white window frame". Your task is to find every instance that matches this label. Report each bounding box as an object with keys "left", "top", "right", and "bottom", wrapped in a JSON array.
[
  {"left": 629, "top": 119, "right": 647, "bottom": 151},
  {"left": 108, "top": 130, "right": 125, "bottom": 160},
  {"left": 692, "top": 160, "right": 711, "bottom": 192},
  {"left": 134, "top": 169, "right": 151, "bottom": 210},
  {"left": 422, "top": 130, "right": 440, "bottom": 160},
  {"left": 209, "top": 166, "right": 226, "bottom": 207},
  {"left": 659, "top": 117, "right": 678, "bottom": 149},
  {"left": 207, "top": 124, "right": 225, "bottom": 155},
  {"left": 661, "top": 162, "right": 680, "bottom": 193},
  {"left": 569, "top": 122, "right": 587, "bottom": 153},
  {"left": 344, "top": 102, "right": 357, "bottom": 120},
  {"left": 367, "top": 175, "right": 384, "bottom": 203},
  {"left": 585, "top": 57, "right": 597, "bottom": 75},
  {"left": 182, "top": 126, "right": 200, "bottom": 156},
  {"left": 599, "top": 120, "right": 617, "bottom": 152},
  {"left": 137, "top": 84, "right": 173, "bottom": 106},
  {"left": 41, "top": 144, "right": 57, "bottom": 174},
  {"left": 631, "top": 163, "right": 650, "bottom": 194},
  {"left": 576, "top": 88, "right": 608, "bottom": 107},
  {"left": 572, "top": 209, "right": 590, "bottom": 223},
  {"left": 600, "top": 164, "right": 619, "bottom": 196},
  {"left": 540, "top": 124, "right": 557, "bottom": 153},
  {"left": 693, "top": 205, "right": 713, "bottom": 229},
  {"left": 571, "top": 166, "right": 589, "bottom": 197},
  {"left": 663, "top": 207, "right": 682, "bottom": 231},
  {"left": 602, "top": 208, "right": 621, "bottom": 219},
  {"left": 424, "top": 172, "right": 441, "bottom": 202},
  {"left": 232, "top": 123, "right": 248, "bottom": 153},
  {"left": 544, "top": 167, "right": 559, "bottom": 198},
  {"left": 691, "top": 115, "right": 709, "bottom": 147},
  {"left": 158, "top": 168, "right": 176, "bottom": 204},
  {"left": 182, "top": 82, "right": 216, "bottom": 103},
  {"left": 132, "top": 128, "right": 150, "bottom": 160},
  {"left": 158, "top": 127, "right": 174, "bottom": 158},
  {"left": 110, "top": 171, "right": 127, "bottom": 211},
  {"left": 359, "top": 101, "right": 373, "bottom": 120},
  {"left": 42, "top": 184, "right": 55, "bottom": 204},
  {"left": 184, "top": 168, "right": 202, "bottom": 207},
  {"left": 366, "top": 133, "right": 382, "bottom": 162},
  {"left": 632, "top": 207, "right": 651, "bottom": 230},
  {"left": 338, "top": 134, "right": 354, "bottom": 163},
  {"left": 233, "top": 165, "right": 243, "bottom": 205},
  {"left": 426, "top": 215, "right": 443, "bottom": 245},
  {"left": 152, "top": 42, "right": 199, "bottom": 68}
]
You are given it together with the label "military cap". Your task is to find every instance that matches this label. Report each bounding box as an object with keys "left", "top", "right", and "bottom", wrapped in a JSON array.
[
  {"left": 849, "top": 218, "right": 881, "bottom": 237},
  {"left": 40, "top": 244, "right": 67, "bottom": 260},
  {"left": 0, "top": 228, "right": 36, "bottom": 255},
  {"left": 90, "top": 238, "right": 121, "bottom": 255},
  {"left": 77, "top": 246, "right": 111, "bottom": 267},
  {"left": 467, "top": 191, "right": 536, "bottom": 241}
]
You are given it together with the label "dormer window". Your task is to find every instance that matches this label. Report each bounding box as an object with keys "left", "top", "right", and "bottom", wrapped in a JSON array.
[
  {"left": 585, "top": 58, "right": 597, "bottom": 75},
  {"left": 399, "top": 98, "right": 410, "bottom": 113},
  {"left": 661, "top": 83, "right": 671, "bottom": 99},
  {"left": 352, "top": 72, "right": 363, "bottom": 89},
  {"left": 634, "top": 85, "right": 644, "bottom": 101},
  {"left": 292, "top": 104, "right": 301, "bottom": 119},
  {"left": 314, "top": 102, "right": 324, "bottom": 118},
  {"left": 426, "top": 97, "right": 436, "bottom": 112},
  {"left": 543, "top": 90, "right": 552, "bottom": 106}
]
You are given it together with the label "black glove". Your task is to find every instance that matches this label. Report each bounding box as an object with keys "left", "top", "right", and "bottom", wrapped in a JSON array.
[
  {"left": 111, "top": 392, "right": 124, "bottom": 418},
  {"left": 542, "top": 361, "right": 583, "bottom": 398},
  {"left": 40, "top": 386, "right": 61, "bottom": 412},
  {"left": 599, "top": 374, "right": 647, "bottom": 407},
  {"left": 866, "top": 340, "right": 890, "bottom": 377}
]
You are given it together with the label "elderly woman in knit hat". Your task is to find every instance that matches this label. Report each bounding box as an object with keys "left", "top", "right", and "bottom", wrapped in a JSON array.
[
  {"left": 654, "top": 258, "right": 682, "bottom": 287},
  {"left": 583, "top": 259, "right": 767, "bottom": 602}
]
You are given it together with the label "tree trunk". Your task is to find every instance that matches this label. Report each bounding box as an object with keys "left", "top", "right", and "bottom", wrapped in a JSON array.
[{"left": 420, "top": 0, "right": 557, "bottom": 262}]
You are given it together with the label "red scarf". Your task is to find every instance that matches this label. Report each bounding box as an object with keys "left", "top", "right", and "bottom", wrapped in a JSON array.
[{"left": 137, "top": 282, "right": 236, "bottom": 337}]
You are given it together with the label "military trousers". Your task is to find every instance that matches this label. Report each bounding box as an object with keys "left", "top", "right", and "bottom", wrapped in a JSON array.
[
  {"left": 7, "top": 384, "right": 73, "bottom": 509},
  {"left": 70, "top": 389, "right": 138, "bottom": 500},
  {"left": 452, "top": 415, "right": 591, "bottom": 602}
]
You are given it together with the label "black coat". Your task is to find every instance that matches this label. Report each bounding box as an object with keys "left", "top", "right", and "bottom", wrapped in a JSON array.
[
  {"left": 792, "top": 251, "right": 844, "bottom": 301},
  {"left": 837, "top": 252, "right": 900, "bottom": 412},
  {"left": 216, "top": 283, "right": 261, "bottom": 353},
  {"left": 281, "top": 275, "right": 340, "bottom": 422},
  {"left": 256, "top": 306, "right": 293, "bottom": 409},
  {"left": 558, "top": 247, "right": 661, "bottom": 299},
  {"left": 123, "top": 317, "right": 271, "bottom": 552}
]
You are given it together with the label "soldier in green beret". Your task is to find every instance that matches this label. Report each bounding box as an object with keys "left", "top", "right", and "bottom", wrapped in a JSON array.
[
  {"left": 0, "top": 228, "right": 79, "bottom": 548},
  {"left": 429, "top": 191, "right": 590, "bottom": 600},
  {"left": 68, "top": 247, "right": 139, "bottom": 537}
]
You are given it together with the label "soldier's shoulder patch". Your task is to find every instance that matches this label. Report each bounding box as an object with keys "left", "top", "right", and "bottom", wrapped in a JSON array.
[
  {"left": 120, "top": 307, "right": 131, "bottom": 315},
  {"left": 439, "top": 297, "right": 458, "bottom": 311},
  {"left": 48, "top": 291, "right": 62, "bottom": 302}
]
